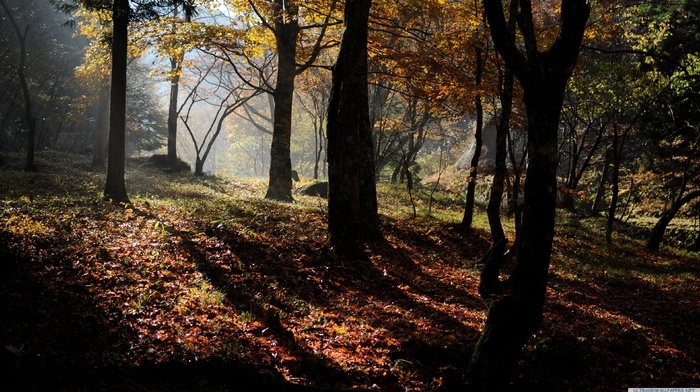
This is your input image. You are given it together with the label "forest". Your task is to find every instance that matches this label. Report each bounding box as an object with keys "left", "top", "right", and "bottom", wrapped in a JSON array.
[{"left": 1, "top": 0, "right": 699, "bottom": 390}]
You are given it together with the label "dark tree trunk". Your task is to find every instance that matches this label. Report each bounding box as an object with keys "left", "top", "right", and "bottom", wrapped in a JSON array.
[
  {"left": 467, "top": 0, "right": 590, "bottom": 388},
  {"left": 92, "top": 82, "right": 110, "bottom": 167},
  {"left": 469, "top": 81, "right": 566, "bottom": 390},
  {"left": 390, "top": 156, "right": 403, "bottom": 184},
  {"left": 167, "top": 55, "right": 182, "bottom": 167},
  {"left": 462, "top": 47, "right": 485, "bottom": 229},
  {"left": 167, "top": 4, "right": 190, "bottom": 169},
  {"left": 487, "top": 60, "right": 513, "bottom": 247},
  {"left": 194, "top": 156, "right": 204, "bottom": 177},
  {"left": 506, "top": 126, "right": 524, "bottom": 237},
  {"left": 647, "top": 189, "right": 700, "bottom": 251},
  {"left": 606, "top": 125, "right": 620, "bottom": 243},
  {"left": 103, "top": 0, "right": 129, "bottom": 204},
  {"left": 327, "top": 0, "right": 376, "bottom": 256},
  {"left": 0, "top": 0, "right": 36, "bottom": 171},
  {"left": 314, "top": 119, "right": 323, "bottom": 180}
]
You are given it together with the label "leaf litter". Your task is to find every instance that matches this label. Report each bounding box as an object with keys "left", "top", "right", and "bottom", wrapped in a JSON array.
[{"left": 0, "top": 151, "right": 699, "bottom": 391}]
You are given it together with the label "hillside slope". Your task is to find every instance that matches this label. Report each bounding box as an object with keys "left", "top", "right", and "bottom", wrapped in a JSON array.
[{"left": 1, "top": 152, "right": 698, "bottom": 391}]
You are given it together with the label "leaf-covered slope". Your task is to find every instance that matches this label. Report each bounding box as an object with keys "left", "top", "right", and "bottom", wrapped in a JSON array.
[{"left": 1, "top": 152, "right": 698, "bottom": 391}]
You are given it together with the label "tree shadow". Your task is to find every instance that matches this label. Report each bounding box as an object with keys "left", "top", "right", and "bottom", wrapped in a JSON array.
[
  {"left": 185, "top": 212, "right": 489, "bottom": 390},
  {"left": 524, "top": 220, "right": 700, "bottom": 389},
  {"left": 0, "top": 210, "right": 375, "bottom": 392}
]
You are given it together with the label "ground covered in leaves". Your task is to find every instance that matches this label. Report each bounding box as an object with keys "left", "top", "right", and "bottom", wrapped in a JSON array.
[{"left": 1, "top": 152, "right": 699, "bottom": 391}]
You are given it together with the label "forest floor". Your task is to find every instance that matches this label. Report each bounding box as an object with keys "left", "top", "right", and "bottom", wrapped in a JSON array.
[{"left": 1, "top": 151, "right": 699, "bottom": 391}]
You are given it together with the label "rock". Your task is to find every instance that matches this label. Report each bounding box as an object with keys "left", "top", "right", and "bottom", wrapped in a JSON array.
[{"left": 301, "top": 182, "right": 328, "bottom": 198}]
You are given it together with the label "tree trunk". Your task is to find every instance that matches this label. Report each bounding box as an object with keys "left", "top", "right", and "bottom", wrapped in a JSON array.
[
  {"left": 479, "top": 54, "right": 515, "bottom": 297},
  {"left": 646, "top": 189, "right": 700, "bottom": 251},
  {"left": 605, "top": 125, "right": 620, "bottom": 243},
  {"left": 103, "top": 0, "right": 129, "bottom": 204},
  {"left": 468, "top": 81, "right": 566, "bottom": 390},
  {"left": 486, "top": 58, "right": 513, "bottom": 245},
  {"left": 167, "top": 55, "right": 182, "bottom": 167},
  {"left": 18, "top": 24, "right": 35, "bottom": 173},
  {"left": 92, "top": 82, "right": 110, "bottom": 167},
  {"left": 327, "top": 0, "right": 375, "bottom": 256},
  {"left": 467, "top": 0, "right": 590, "bottom": 388},
  {"left": 265, "top": 8, "right": 299, "bottom": 202},
  {"left": 167, "top": 3, "right": 189, "bottom": 169},
  {"left": 194, "top": 156, "right": 204, "bottom": 177},
  {"left": 462, "top": 47, "right": 485, "bottom": 229},
  {"left": 0, "top": 0, "right": 36, "bottom": 171},
  {"left": 592, "top": 147, "right": 613, "bottom": 213},
  {"left": 390, "top": 156, "right": 403, "bottom": 184},
  {"left": 314, "top": 119, "right": 323, "bottom": 180}
]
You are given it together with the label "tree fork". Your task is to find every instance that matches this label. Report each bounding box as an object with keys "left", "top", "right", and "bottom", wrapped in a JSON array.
[{"left": 466, "top": 0, "right": 590, "bottom": 388}]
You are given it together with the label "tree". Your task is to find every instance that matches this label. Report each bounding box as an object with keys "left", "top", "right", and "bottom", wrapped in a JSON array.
[
  {"left": 54, "top": 0, "right": 195, "bottom": 203},
  {"left": 178, "top": 56, "right": 260, "bottom": 176},
  {"left": 466, "top": 0, "right": 590, "bottom": 388},
  {"left": 326, "top": 0, "right": 381, "bottom": 256},
  {"left": 636, "top": 0, "right": 700, "bottom": 250},
  {"left": 125, "top": 58, "right": 168, "bottom": 154},
  {"left": 201, "top": 0, "right": 340, "bottom": 200},
  {"left": 132, "top": 0, "right": 199, "bottom": 167},
  {"left": 245, "top": 0, "right": 340, "bottom": 201},
  {"left": 481, "top": 0, "right": 518, "bottom": 272},
  {"left": 0, "top": 0, "right": 37, "bottom": 171},
  {"left": 461, "top": 46, "right": 485, "bottom": 228},
  {"left": 101, "top": 0, "right": 130, "bottom": 203},
  {"left": 166, "top": 1, "right": 193, "bottom": 168},
  {"left": 295, "top": 66, "right": 330, "bottom": 180}
]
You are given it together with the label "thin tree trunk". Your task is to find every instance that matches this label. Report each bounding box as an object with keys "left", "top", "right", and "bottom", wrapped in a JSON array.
[
  {"left": 462, "top": 47, "right": 485, "bottom": 228},
  {"left": 479, "top": 55, "right": 515, "bottom": 298},
  {"left": 606, "top": 125, "right": 620, "bottom": 243},
  {"left": 92, "top": 82, "right": 110, "bottom": 167},
  {"left": 167, "top": 55, "right": 182, "bottom": 167},
  {"left": 0, "top": 0, "right": 36, "bottom": 171},
  {"left": 647, "top": 189, "right": 700, "bottom": 251},
  {"left": 167, "top": 3, "right": 190, "bottom": 168},
  {"left": 103, "top": 0, "right": 129, "bottom": 204},
  {"left": 314, "top": 120, "right": 322, "bottom": 180},
  {"left": 592, "top": 147, "right": 613, "bottom": 213},
  {"left": 487, "top": 63, "right": 513, "bottom": 245},
  {"left": 194, "top": 156, "right": 204, "bottom": 177}
]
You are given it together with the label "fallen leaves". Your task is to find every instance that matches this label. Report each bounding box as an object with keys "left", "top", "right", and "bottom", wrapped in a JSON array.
[{"left": 0, "top": 152, "right": 699, "bottom": 391}]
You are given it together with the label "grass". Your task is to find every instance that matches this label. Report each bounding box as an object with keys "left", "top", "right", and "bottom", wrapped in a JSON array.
[{"left": 0, "top": 151, "right": 699, "bottom": 391}]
